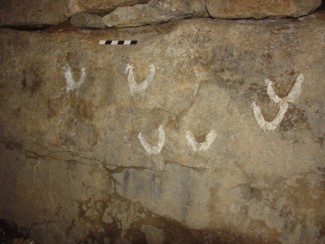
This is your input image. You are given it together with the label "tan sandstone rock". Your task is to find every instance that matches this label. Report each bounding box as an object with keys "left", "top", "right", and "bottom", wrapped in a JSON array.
[
  {"left": 0, "top": 3, "right": 324, "bottom": 244},
  {"left": 103, "top": 0, "right": 207, "bottom": 27},
  {"left": 206, "top": 0, "right": 322, "bottom": 19},
  {"left": 0, "top": 0, "right": 149, "bottom": 26},
  {"left": 71, "top": 12, "right": 105, "bottom": 29}
]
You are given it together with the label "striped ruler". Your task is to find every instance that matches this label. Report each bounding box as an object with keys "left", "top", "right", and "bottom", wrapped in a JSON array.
[{"left": 99, "top": 40, "right": 137, "bottom": 45}]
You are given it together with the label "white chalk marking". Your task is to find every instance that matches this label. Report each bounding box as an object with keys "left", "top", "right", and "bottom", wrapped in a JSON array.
[
  {"left": 186, "top": 130, "right": 217, "bottom": 152},
  {"left": 287, "top": 73, "right": 304, "bottom": 103},
  {"left": 138, "top": 125, "right": 165, "bottom": 155},
  {"left": 63, "top": 64, "right": 86, "bottom": 93},
  {"left": 125, "top": 64, "right": 155, "bottom": 95},
  {"left": 252, "top": 101, "right": 289, "bottom": 131},
  {"left": 252, "top": 73, "right": 304, "bottom": 131},
  {"left": 265, "top": 79, "right": 282, "bottom": 104}
]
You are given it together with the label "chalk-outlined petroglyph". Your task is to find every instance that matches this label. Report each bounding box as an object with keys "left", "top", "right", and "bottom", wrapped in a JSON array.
[
  {"left": 186, "top": 130, "right": 217, "bottom": 152},
  {"left": 252, "top": 73, "right": 304, "bottom": 131},
  {"left": 138, "top": 125, "right": 165, "bottom": 155},
  {"left": 252, "top": 101, "right": 289, "bottom": 131},
  {"left": 63, "top": 64, "right": 86, "bottom": 93},
  {"left": 125, "top": 64, "right": 155, "bottom": 95}
]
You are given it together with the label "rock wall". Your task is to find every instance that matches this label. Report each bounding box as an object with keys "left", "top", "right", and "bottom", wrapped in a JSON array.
[
  {"left": 0, "top": 0, "right": 322, "bottom": 27},
  {"left": 0, "top": 1, "right": 324, "bottom": 243}
]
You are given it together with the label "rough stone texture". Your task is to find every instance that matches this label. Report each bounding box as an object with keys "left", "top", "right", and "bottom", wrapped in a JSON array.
[
  {"left": 0, "top": 11, "right": 325, "bottom": 244},
  {"left": 0, "top": 0, "right": 322, "bottom": 27},
  {"left": 66, "top": 0, "right": 150, "bottom": 16},
  {"left": 206, "top": 0, "right": 322, "bottom": 19},
  {"left": 0, "top": 0, "right": 67, "bottom": 26},
  {"left": 71, "top": 12, "right": 105, "bottom": 29},
  {"left": 103, "top": 0, "right": 207, "bottom": 27},
  {"left": 0, "top": 0, "right": 149, "bottom": 26}
]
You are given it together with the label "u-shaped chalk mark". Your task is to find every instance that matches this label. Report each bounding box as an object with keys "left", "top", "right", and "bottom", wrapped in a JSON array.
[
  {"left": 63, "top": 64, "right": 86, "bottom": 93},
  {"left": 125, "top": 64, "right": 155, "bottom": 95},
  {"left": 252, "top": 73, "right": 304, "bottom": 131},
  {"left": 186, "top": 130, "right": 217, "bottom": 152},
  {"left": 252, "top": 101, "right": 289, "bottom": 131},
  {"left": 138, "top": 125, "right": 165, "bottom": 155}
]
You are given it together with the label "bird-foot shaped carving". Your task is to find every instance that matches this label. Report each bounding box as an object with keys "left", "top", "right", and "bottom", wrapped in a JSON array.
[
  {"left": 63, "top": 64, "right": 86, "bottom": 93},
  {"left": 252, "top": 73, "right": 304, "bottom": 131},
  {"left": 138, "top": 125, "right": 165, "bottom": 155},
  {"left": 186, "top": 130, "right": 217, "bottom": 152},
  {"left": 125, "top": 64, "right": 155, "bottom": 95}
]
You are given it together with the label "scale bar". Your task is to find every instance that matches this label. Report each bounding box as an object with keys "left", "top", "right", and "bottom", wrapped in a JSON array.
[{"left": 99, "top": 40, "right": 137, "bottom": 45}]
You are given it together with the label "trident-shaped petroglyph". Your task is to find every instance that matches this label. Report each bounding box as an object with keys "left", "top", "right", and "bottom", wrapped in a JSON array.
[
  {"left": 186, "top": 130, "right": 217, "bottom": 152},
  {"left": 252, "top": 73, "right": 304, "bottom": 131},
  {"left": 138, "top": 125, "right": 165, "bottom": 155},
  {"left": 125, "top": 64, "right": 155, "bottom": 95},
  {"left": 63, "top": 64, "right": 86, "bottom": 93}
]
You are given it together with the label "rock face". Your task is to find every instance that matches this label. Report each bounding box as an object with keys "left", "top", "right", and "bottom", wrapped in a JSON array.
[
  {"left": 102, "top": 0, "right": 322, "bottom": 27},
  {"left": 0, "top": 0, "right": 321, "bottom": 27},
  {"left": 0, "top": 0, "right": 67, "bottom": 26},
  {"left": 71, "top": 12, "right": 105, "bottom": 29},
  {"left": 0, "top": 0, "right": 149, "bottom": 26},
  {"left": 0, "top": 4, "right": 325, "bottom": 244},
  {"left": 68, "top": 0, "right": 150, "bottom": 15},
  {"left": 206, "top": 0, "right": 322, "bottom": 19},
  {"left": 103, "top": 0, "right": 207, "bottom": 27}
]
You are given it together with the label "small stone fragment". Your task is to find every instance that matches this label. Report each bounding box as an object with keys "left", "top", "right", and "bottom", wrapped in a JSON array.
[
  {"left": 71, "top": 12, "right": 106, "bottom": 29},
  {"left": 103, "top": 0, "right": 207, "bottom": 27}
]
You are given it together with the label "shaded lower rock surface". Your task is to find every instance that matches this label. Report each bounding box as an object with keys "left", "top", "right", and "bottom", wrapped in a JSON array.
[{"left": 0, "top": 219, "right": 33, "bottom": 244}]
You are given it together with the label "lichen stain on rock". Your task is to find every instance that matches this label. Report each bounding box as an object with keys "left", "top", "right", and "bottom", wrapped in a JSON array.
[
  {"left": 280, "top": 105, "right": 310, "bottom": 131},
  {"left": 267, "top": 70, "right": 298, "bottom": 98},
  {"left": 46, "top": 97, "right": 62, "bottom": 119},
  {"left": 77, "top": 197, "right": 122, "bottom": 243},
  {"left": 316, "top": 133, "right": 325, "bottom": 146},
  {"left": 124, "top": 228, "right": 147, "bottom": 243},
  {"left": 0, "top": 139, "right": 23, "bottom": 151},
  {"left": 21, "top": 67, "right": 43, "bottom": 95},
  {"left": 47, "top": 95, "right": 94, "bottom": 121},
  {"left": 73, "top": 98, "right": 95, "bottom": 122},
  {"left": 216, "top": 77, "right": 245, "bottom": 92},
  {"left": 207, "top": 185, "right": 220, "bottom": 213},
  {"left": 73, "top": 191, "right": 277, "bottom": 243}
]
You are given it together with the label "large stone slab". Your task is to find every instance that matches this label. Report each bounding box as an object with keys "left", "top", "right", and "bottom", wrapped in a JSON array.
[
  {"left": 0, "top": 12, "right": 324, "bottom": 243},
  {"left": 0, "top": 0, "right": 149, "bottom": 26},
  {"left": 103, "top": 0, "right": 207, "bottom": 27},
  {"left": 0, "top": 0, "right": 322, "bottom": 27},
  {"left": 206, "top": 0, "right": 322, "bottom": 19}
]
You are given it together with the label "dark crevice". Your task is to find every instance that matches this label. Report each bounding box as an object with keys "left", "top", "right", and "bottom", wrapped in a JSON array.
[
  {"left": 0, "top": 24, "right": 50, "bottom": 31},
  {"left": 0, "top": 219, "right": 31, "bottom": 243},
  {"left": 319, "top": 1, "right": 325, "bottom": 11},
  {"left": 204, "top": 3, "right": 212, "bottom": 18}
]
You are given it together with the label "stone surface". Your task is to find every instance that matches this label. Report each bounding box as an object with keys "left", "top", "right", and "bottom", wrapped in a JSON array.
[
  {"left": 71, "top": 12, "right": 105, "bottom": 29},
  {"left": 66, "top": 0, "right": 150, "bottom": 16},
  {"left": 0, "top": 0, "right": 67, "bottom": 26},
  {"left": 0, "top": 0, "right": 322, "bottom": 27},
  {"left": 0, "top": 0, "right": 149, "bottom": 26},
  {"left": 206, "top": 0, "right": 322, "bottom": 19},
  {"left": 0, "top": 11, "right": 325, "bottom": 244},
  {"left": 103, "top": 0, "right": 207, "bottom": 27}
]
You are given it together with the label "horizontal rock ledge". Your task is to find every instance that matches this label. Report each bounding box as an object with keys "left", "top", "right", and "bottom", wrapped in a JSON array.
[{"left": 0, "top": 0, "right": 322, "bottom": 27}]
